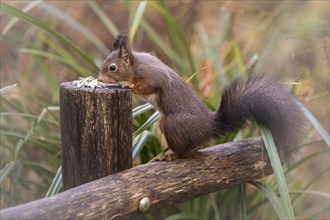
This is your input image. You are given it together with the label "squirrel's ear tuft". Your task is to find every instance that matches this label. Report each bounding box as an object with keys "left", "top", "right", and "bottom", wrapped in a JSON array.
[
  {"left": 114, "top": 33, "right": 132, "bottom": 64},
  {"left": 113, "top": 33, "right": 129, "bottom": 50}
]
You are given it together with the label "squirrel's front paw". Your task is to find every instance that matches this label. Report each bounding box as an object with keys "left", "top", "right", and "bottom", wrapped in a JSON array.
[{"left": 119, "top": 81, "right": 135, "bottom": 89}]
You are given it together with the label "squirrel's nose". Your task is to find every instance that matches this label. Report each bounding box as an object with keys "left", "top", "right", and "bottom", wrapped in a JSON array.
[
  {"left": 97, "top": 73, "right": 104, "bottom": 82},
  {"left": 97, "top": 73, "right": 116, "bottom": 83}
]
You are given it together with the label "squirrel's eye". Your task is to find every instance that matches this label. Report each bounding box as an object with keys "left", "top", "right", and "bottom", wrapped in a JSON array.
[{"left": 108, "top": 64, "right": 117, "bottom": 72}]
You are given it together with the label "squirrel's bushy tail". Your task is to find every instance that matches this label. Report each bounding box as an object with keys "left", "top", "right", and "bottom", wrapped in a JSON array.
[{"left": 215, "top": 75, "right": 305, "bottom": 162}]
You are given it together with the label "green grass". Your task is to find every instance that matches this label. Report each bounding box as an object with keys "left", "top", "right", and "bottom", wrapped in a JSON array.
[{"left": 1, "top": 1, "right": 329, "bottom": 219}]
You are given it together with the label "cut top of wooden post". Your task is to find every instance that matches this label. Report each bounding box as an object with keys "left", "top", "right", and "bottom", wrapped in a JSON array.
[{"left": 60, "top": 82, "right": 132, "bottom": 190}]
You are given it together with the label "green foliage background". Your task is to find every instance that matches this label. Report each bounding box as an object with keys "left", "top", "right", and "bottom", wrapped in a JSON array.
[{"left": 1, "top": 1, "right": 329, "bottom": 219}]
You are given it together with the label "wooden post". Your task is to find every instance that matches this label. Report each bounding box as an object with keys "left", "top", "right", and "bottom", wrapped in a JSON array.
[{"left": 60, "top": 82, "right": 132, "bottom": 190}]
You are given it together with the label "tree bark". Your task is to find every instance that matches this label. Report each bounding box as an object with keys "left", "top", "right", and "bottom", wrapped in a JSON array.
[
  {"left": 1, "top": 137, "right": 273, "bottom": 220},
  {"left": 60, "top": 82, "right": 132, "bottom": 190}
]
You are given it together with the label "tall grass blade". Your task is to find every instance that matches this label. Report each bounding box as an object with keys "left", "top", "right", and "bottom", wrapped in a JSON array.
[
  {"left": 238, "top": 184, "right": 246, "bottom": 220},
  {"left": 150, "top": 2, "right": 183, "bottom": 56},
  {"left": 255, "top": 29, "right": 281, "bottom": 73},
  {"left": 0, "top": 112, "right": 59, "bottom": 126},
  {"left": 222, "top": 42, "right": 245, "bottom": 79},
  {"left": 134, "top": 111, "right": 160, "bottom": 136},
  {"left": 286, "top": 148, "right": 328, "bottom": 174},
  {"left": 11, "top": 107, "right": 57, "bottom": 160},
  {"left": 260, "top": 126, "right": 295, "bottom": 219},
  {"left": 10, "top": 108, "right": 58, "bottom": 160},
  {"left": 0, "top": 84, "right": 17, "bottom": 95},
  {"left": 297, "top": 101, "right": 330, "bottom": 147},
  {"left": 302, "top": 166, "right": 329, "bottom": 191},
  {"left": 2, "top": 0, "right": 42, "bottom": 35},
  {"left": 86, "top": 0, "right": 119, "bottom": 37},
  {"left": 132, "top": 103, "right": 154, "bottom": 118},
  {"left": 1, "top": 2, "right": 99, "bottom": 71},
  {"left": 129, "top": 1, "right": 148, "bottom": 42},
  {"left": 13, "top": 139, "right": 24, "bottom": 160},
  {"left": 36, "top": 107, "right": 48, "bottom": 124},
  {"left": 34, "top": 57, "right": 60, "bottom": 96},
  {"left": 19, "top": 48, "right": 90, "bottom": 76},
  {"left": 21, "top": 160, "right": 54, "bottom": 179},
  {"left": 290, "top": 190, "right": 330, "bottom": 199},
  {"left": 195, "top": 23, "right": 226, "bottom": 84},
  {"left": 303, "top": 204, "right": 330, "bottom": 219},
  {"left": 209, "top": 193, "right": 221, "bottom": 220},
  {"left": 0, "top": 130, "right": 53, "bottom": 149},
  {"left": 149, "top": 2, "right": 197, "bottom": 74},
  {"left": 37, "top": 2, "right": 109, "bottom": 56},
  {"left": 242, "top": 54, "right": 259, "bottom": 74},
  {"left": 250, "top": 181, "right": 286, "bottom": 219},
  {"left": 45, "top": 166, "right": 62, "bottom": 197},
  {"left": 140, "top": 20, "right": 186, "bottom": 71},
  {"left": 125, "top": 1, "right": 138, "bottom": 27},
  {"left": 0, "top": 161, "right": 19, "bottom": 183},
  {"left": 186, "top": 66, "right": 208, "bottom": 83},
  {"left": 133, "top": 130, "right": 151, "bottom": 159},
  {"left": 47, "top": 106, "right": 59, "bottom": 111}
]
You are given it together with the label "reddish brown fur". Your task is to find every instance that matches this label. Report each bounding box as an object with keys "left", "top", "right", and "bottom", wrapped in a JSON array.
[{"left": 98, "top": 33, "right": 305, "bottom": 162}]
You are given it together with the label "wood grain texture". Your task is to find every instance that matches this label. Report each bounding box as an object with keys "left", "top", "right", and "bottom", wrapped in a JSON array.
[
  {"left": 1, "top": 137, "right": 273, "bottom": 220},
  {"left": 60, "top": 82, "right": 132, "bottom": 190}
]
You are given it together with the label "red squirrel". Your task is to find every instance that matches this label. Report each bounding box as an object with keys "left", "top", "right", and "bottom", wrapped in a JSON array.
[{"left": 98, "top": 33, "right": 305, "bottom": 161}]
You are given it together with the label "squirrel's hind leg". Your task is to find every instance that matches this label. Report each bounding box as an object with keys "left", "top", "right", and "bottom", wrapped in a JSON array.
[{"left": 160, "top": 113, "right": 213, "bottom": 158}]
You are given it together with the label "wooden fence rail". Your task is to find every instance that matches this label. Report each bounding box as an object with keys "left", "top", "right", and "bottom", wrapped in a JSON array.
[{"left": 1, "top": 137, "right": 272, "bottom": 220}]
